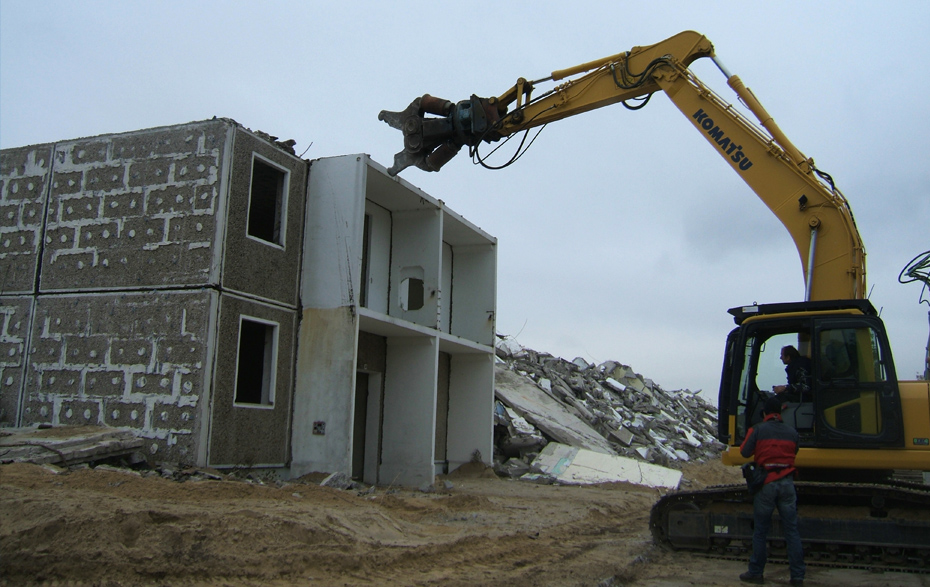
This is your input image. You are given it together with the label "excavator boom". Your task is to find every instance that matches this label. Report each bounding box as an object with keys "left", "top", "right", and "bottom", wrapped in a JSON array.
[{"left": 379, "top": 30, "right": 865, "bottom": 301}]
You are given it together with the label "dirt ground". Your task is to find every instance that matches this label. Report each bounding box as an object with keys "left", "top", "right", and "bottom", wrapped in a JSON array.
[{"left": 1, "top": 459, "right": 927, "bottom": 586}]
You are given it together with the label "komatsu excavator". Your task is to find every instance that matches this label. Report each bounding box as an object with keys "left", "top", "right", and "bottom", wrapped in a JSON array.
[{"left": 380, "top": 31, "right": 930, "bottom": 570}]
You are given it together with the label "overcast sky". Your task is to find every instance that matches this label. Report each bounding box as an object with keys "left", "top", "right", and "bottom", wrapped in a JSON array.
[{"left": 2, "top": 1, "right": 928, "bottom": 402}]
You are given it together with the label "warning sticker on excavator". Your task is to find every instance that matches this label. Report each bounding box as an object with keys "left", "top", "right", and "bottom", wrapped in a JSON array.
[{"left": 913, "top": 438, "right": 929, "bottom": 445}]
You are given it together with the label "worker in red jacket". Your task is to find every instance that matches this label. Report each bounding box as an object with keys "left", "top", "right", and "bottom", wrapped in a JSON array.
[{"left": 739, "top": 395, "right": 806, "bottom": 586}]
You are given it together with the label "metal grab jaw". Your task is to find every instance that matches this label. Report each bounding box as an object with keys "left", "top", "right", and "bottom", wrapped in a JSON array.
[
  {"left": 379, "top": 95, "right": 460, "bottom": 176},
  {"left": 379, "top": 94, "right": 500, "bottom": 176}
]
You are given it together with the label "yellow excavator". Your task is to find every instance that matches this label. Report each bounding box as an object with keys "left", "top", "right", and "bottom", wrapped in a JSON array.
[{"left": 380, "top": 31, "right": 930, "bottom": 570}]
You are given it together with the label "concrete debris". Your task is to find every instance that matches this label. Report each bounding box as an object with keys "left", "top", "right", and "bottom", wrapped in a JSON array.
[
  {"left": 320, "top": 471, "right": 353, "bottom": 490},
  {"left": 495, "top": 368, "right": 616, "bottom": 455},
  {"left": 532, "top": 443, "right": 682, "bottom": 489},
  {"left": 418, "top": 479, "right": 454, "bottom": 493},
  {"left": 0, "top": 425, "right": 144, "bottom": 467},
  {"left": 252, "top": 129, "right": 298, "bottom": 155},
  {"left": 493, "top": 335, "right": 724, "bottom": 487},
  {"left": 493, "top": 457, "right": 533, "bottom": 479}
]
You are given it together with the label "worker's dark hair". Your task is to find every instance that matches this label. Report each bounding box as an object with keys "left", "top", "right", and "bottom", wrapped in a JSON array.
[
  {"left": 764, "top": 395, "right": 784, "bottom": 415},
  {"left": 781, "top": 345, "right": 801, "bottom": 360}
]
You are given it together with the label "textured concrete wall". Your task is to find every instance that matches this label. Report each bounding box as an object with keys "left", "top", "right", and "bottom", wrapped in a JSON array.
[
  {"left": 37, "top": 121, "right": 232, "bottom": 291},
  {"left": 0, "top": 145, "right": 53, "bottom": 294},
  {"left": 1, "top": 119, "right": 308, "bottom": 468},
  {"left": 207, "top": 294, "right": 295, "bottom": 467},
  {"left": 222, "top": 132, "right": 306, "bottom": 307},
  {"left": 20, "top": 290, "right": 215, "bottom": 461},
  {"left": 0, "top": 297, "right": 33, "bottom": 425}
]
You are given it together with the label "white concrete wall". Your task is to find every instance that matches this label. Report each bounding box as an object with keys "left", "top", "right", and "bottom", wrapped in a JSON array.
[
  {"left": 390, "top": 209, "right": 441, "bottom": 328},
  {"left": 301, "top": 156, "right": 366, "bottom": 309},
  {"left": 363, "top": 201, "right": 391, "bottom": 314},
  {"left": 290, "top": 306, "right": 358, "bottom": 477},
  {"left": 293, "top": 155, "right": 367, "bottom": 476},
  {"left": 379, "top": 336, "right": 438, "bottom": 487},
  {"left": 446, "top": 353, "right": 495, "bottom": 471},
  {"left": 450, "top": 244, "right": 497, "bottom": 346}
]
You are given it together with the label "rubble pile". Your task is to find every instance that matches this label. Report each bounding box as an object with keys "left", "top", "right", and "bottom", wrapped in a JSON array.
[{"left": 493, "top": 336, "right": 724, "bottom": 478}]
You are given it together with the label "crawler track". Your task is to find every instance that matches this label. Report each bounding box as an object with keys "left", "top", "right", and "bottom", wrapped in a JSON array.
[{"left": 650, "top": 481, "right": 930, "bottom": 572}]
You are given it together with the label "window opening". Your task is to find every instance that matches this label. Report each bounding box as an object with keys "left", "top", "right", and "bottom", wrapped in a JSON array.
[
  {"left": 400, "top": 277, "right": 424, "bottom": 311},
  {"left": 248, "top": 157, "right": 287, "bottom": 245},
  {"left": 235, "top": 318, "right": 277, "bottom": 406},
  {"left": 733, "top": 325, "right": 812, "bottom": 440}
]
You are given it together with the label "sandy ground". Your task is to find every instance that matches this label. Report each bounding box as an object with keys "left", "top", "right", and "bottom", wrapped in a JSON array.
[{"left": 1, "top": 459, "right": 927, "bottom": 586}]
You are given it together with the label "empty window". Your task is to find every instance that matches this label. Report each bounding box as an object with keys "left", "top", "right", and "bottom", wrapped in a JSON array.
[
  {"left": 400, "top": 277, "right": 424, "bottom": 311},
  {"left": 248, "top": 156, "right": 287, "bottom": 245},
  {"left": 235, "top": 317, "right": 277, "bottom": 406}
]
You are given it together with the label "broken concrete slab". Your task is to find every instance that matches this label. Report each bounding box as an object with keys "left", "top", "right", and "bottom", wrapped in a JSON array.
[
  {"left": 608, "top": 426, "right": 635, "bottom": 447},
  {"left": 0, "top": 425, "right": 144, "bottom": 466},
  {"left": 320, "top": 471, "right": 352, "bottom": 490},
  {"left": 531, "top": 442, "right": 682, "bottom": 490},
  {"left": 495, "top": 367, "right": 616, "bottom": 455}
]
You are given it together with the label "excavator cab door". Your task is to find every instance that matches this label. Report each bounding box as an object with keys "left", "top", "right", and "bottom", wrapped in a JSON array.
[
  {"left": 716, "top": 327, "right": 741, "bottom": 444},
  {"left": 810, "top": 316, "right": 904, "bottom": 448}
]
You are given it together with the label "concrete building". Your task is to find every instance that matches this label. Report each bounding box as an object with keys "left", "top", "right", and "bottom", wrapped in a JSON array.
[{"left": 0, "top": 119, "right": 497, "bottom": 486}]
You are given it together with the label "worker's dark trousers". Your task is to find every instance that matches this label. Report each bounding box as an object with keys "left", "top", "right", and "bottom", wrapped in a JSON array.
[{"left": 748, "top": 476, "right": 806, "bottom": 580}]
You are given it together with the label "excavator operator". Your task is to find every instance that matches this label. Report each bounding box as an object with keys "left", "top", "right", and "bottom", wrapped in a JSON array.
[{"left": 773, "top": 346, "right": 811, "bottom": 402}]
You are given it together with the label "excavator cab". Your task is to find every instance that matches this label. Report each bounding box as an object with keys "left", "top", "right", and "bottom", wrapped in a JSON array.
[{"left": 718, "top": 300, "right": 904, "bottom": 464}]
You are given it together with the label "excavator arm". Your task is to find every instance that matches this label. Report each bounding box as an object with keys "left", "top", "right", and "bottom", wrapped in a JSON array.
[{"left": 379, "top": 30, "right": 866, "bottom": 301}]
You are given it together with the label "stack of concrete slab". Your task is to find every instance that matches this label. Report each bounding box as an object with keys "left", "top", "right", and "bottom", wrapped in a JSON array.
[{"left": 493, "top": 336, "right": 723, "bottom": 485}]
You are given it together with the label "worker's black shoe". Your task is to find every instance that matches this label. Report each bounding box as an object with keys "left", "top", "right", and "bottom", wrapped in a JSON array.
[
  {"left": 790, "top": 580, "right": 804, "bottom": 586},
  {"left": 739, "top": 572, "right": 764, "bottom": 584}
]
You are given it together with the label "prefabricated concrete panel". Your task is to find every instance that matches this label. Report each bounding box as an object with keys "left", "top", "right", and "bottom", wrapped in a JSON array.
[
  {"left": 445, "top": 353, "right": 494, "bottom": 470},
  {"left": 532, "top": 442, "right": 682, "bottom": 489},
  {"left": 380, "top": 336, "right": 439, "bottom": 487},
  {"left": 303, "top": 156, "right": 366, "bottom": 309},
  {"left": 20, "top": 290, "right": 215, "bottom": 462},
  {"left": 37, "top": 121, "right": 233, "bottom": 292},
  {"left": 290, "top": 306, "right": 358, "bottom": 478},
  {"left": 221, "top": 130, "right": 307, "bottom": 307},
  {"left": 449, "top": 244, "right": 497, "bottom": 346},
  {"left": 0, "top": 145, "right": 53, "bottom": 294},
  {"left": 0, "top": 296, "right": 34, "bottom": 426},
  {"left": 362, "top": 200, "right": 391, "bottom": 314},
  {"left": 390, "top": 210, "right": 441, "bottom": 328},
  {"left": 207, "top": 293, "right": 296, "bottom": 467},
  {"left": 495, "top": 367, "right": 617, "bottom": 455}
]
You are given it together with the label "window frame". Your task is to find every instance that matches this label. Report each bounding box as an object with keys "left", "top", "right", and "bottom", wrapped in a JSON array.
[
  {"left": 233, "top": 315, "right": 279, "bottom": 409},
  {"left": 245, "top": 153, "right": 289, "bottom": 249}
]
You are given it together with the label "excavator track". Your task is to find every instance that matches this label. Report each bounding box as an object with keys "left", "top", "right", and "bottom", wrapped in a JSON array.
[{"left": 650, "top": 481, "right": 930, "bottom": 572}]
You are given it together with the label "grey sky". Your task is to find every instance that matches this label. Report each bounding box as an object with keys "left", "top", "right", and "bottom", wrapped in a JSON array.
[{"left": 2, "top": 1, "right": 928, "bottom": 400}]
